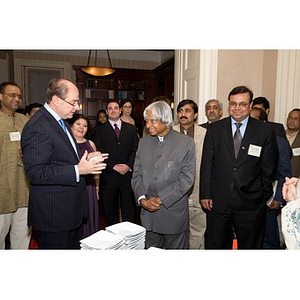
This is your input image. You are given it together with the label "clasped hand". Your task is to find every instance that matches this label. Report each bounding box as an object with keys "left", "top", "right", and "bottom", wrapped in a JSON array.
[
  {"left": 140, "top": 197, "right": 162, "bottom": 212},
  {"left": 113, "top": 164, "right": 130, "bottom": 175}
]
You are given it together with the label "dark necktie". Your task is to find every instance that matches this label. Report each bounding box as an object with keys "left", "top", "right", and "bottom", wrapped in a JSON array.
[
  {"left": 233, "top": 122, "right": 242, "bottom": 158},
  {"left": 59, "top": 119, "right": 67, "bottom": 134},
  {"left": 114, "top": 123, "right": 120, "bottom": 139}
]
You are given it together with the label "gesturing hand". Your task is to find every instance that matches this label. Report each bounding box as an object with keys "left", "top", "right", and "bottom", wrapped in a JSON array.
[{"left": 78, "top": 150, "right": 107, "bottom": 175}]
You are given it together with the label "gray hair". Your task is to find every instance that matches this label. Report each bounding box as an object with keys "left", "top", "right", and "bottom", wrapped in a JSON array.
[
  {"left": 205, "top": 99, "right": 223, "bottom": 110},
  {"left": 143, "top": 101, "right": 173, "bottom": 128}
]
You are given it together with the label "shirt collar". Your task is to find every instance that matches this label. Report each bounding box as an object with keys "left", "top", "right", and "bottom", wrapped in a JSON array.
[
  {"left": 109, "top": 119, "right": 121, "bottom": 128},
  {"left": 44, "top": 102, "right": 61, "bottom": 121},
  {"left": 230, "top": 116, "right": 249, "bottom": 127}
]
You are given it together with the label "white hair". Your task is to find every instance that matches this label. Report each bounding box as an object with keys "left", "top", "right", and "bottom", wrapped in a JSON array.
[{"left": 143, "top": 101, "right": 173, "bottom": 128}]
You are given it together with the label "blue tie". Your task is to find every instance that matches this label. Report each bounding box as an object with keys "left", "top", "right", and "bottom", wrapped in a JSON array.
[{"left": 59, "top": 119, "right": 67, "bottom": 134}]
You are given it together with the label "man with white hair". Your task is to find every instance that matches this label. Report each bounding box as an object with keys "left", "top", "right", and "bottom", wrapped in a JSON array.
[
  {"left": 200, "top": 99, "right": 223, "bottom": 128},
  {"left": 131, "top": 101, "right": 196, "bottom": 249}
]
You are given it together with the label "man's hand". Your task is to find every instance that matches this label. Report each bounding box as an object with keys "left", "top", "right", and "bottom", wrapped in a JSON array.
[
  {"left": 268, "top": 200, "right": 281, "bottom": 210},
  {"left": 78, "top": 150, "right": 107, "bottom": 175},
  {"left": 113, "top": 164, "right": 130, "bottom": 175},
  {"left": 87, "top": 151, "right": 109, "bottom": 162},
  {"left": 200, "top": 199, "right": 213, "bottom": 211},
  {"left": 140, "top": 197, "right": 162, "bottom": 212}
]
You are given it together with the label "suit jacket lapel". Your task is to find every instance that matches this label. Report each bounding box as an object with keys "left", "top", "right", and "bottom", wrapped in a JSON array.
[
  {"left": 221, "top": 117, "right": 236, "bottom": 160},
  {"left": 43, "top": 108, "right": 79, "bottom": 161},
  {"left": 105, "top": 121, "right": 118, "bottom": 140},
  {"left": 119, "top": 120, "right": 128, "bottom": 140}
]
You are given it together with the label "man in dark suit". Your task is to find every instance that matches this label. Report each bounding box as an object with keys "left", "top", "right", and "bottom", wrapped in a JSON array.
[
  {"left": 93, "top": 100, "right": 139, "bottom": 226},
  {"left": 250, "top": 107, "right": 292, "bottom": 248},
  {"left": 21, "top": 78, "right": 106, "bottom": 249},
  {"left": 200, "top": 86, "right": 278, "bottom": 249},
  {"left": 252, "top": 96, "right": 286, "bottom": 139}
]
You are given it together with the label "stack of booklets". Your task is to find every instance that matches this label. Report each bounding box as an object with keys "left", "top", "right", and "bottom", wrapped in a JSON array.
[
  {"left": 106, "top": 221, "right": 146, "bottom": 250},
  {"left": 80, "top": 230, "right": 126, "bottom": 250},
  {"left": 80, "top": 222, "right": 146, "bottom": 250}
]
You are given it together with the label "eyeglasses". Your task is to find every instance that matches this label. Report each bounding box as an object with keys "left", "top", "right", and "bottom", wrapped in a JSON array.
[
  {"left": 123, "top": 105, "right": 132, "bottom": 109},
  {"left": 2, "top": 92, "right": 22, "bottom": 100},
  {"left": 229, "top": 101, "right": 250, "bottom": 108},
  {"left": 59, "top": 97, "right": 81, "bottom": 107}
]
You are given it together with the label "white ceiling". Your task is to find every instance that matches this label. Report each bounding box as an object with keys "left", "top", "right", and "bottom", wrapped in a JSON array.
[{"left": 25, "top": 50, "right": 174, "bottom": 64}]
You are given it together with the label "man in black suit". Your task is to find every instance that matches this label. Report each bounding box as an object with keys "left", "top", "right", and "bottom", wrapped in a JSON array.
[
  {"left": 93, "top": 100, "right": 139, "bottom": 226},
  {"left": 200, "top": 86, "right": 278, "bottom": 249},
  {"left": 21, "top": 78, "right": 106, "bottom": 249},
  {"left": 252, "top": 96, "right": 286, "bottom": 139},
  {"left": 250, "top": 107, "right": 292, "bottom": 248}
]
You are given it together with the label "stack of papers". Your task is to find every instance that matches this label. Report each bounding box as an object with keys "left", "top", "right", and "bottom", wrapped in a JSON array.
[
  {"left": 80, "top": 222, "right": 146, "bottom": 250},
  {"left": 105, "top": 221, "right": 146, "bottom": 250},
  {"left": 80, "top": 230, "right": 126, "bottom": 250}
]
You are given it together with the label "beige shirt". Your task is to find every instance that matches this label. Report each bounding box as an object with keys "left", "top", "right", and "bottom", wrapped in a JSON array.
[
  {"left": 286, "top": 129, "right": 299, "bottom": 146},
  {"left": 0, "top": 111, "right": 30, "bottom": 213},
  {"left": 173, "top": 123, "right": 207, "bottom": 207}
]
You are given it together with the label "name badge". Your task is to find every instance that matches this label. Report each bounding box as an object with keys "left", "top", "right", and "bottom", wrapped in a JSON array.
[
  {"left": 248, "top": 144, "right": 262, "bottom": 157},
  {"left": 9, "top": 131, "right": 21, "bottom": 141},
  {"left": 292, "top": 147, "right": 300, "bottom": 156}
]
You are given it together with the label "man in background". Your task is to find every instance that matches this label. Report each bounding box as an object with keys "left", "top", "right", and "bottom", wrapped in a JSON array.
[
  {"left": 93, "top": 100, "right": 139, "bottom": 226},
  {"left": 0, "top": 81, "right": 30, "bottom": 249},
  {"left": 252, "top": 96, "right": 286, "bottom": 138},
  {"left": 173, "top": 99, "right": 207, "bottom": 249},
  {"left": 200, "top": 99, "right": 223, "bottom": 128},
  {"left": 25, "top": 102, "right": 43, "bottom": 118},
  {"left": 250, "top": 107, "right": 292, "bottom": 249},
  {"left": 286, "top": 108, "right": 300, "bottom": 177}
]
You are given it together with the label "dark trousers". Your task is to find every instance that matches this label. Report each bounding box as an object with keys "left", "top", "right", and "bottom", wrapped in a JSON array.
[
  {"left": 101, "top": 186, "right": 135, "bottom": 226},
  {"left": 205, "top": 193, "right": 266, "bottom": 249},
  {"left": 37, "top": 226, "right": 82, "bottom": 249},
  {"left": 145, "top": 230, "right": 189, "bottom": 249},
  {"left": 263, "top": 208, "right": 280, "bottom": 249}
]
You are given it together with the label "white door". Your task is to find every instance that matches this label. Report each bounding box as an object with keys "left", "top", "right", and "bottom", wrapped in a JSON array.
[{"left": 174, "top": 49, "right": 218, "bottom": 124}]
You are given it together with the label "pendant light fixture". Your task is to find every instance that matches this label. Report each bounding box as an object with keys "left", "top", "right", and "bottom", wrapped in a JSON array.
[{"left": 81, "top": 50, "right": 115, "bottom": 76}]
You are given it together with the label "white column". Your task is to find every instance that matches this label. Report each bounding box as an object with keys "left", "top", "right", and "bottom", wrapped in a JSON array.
[{"left": 275, "top": 50, "right": 300, "bottom": 125}]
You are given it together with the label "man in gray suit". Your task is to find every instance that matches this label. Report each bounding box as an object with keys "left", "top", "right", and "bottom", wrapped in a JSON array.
[{"left": 131, "top": 101, "right": 195, "bottom": 249}]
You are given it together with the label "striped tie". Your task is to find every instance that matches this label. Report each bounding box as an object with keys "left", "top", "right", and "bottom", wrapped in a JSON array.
[{"left": 233, "top": 122, "right": 242, "bottom": 158}]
